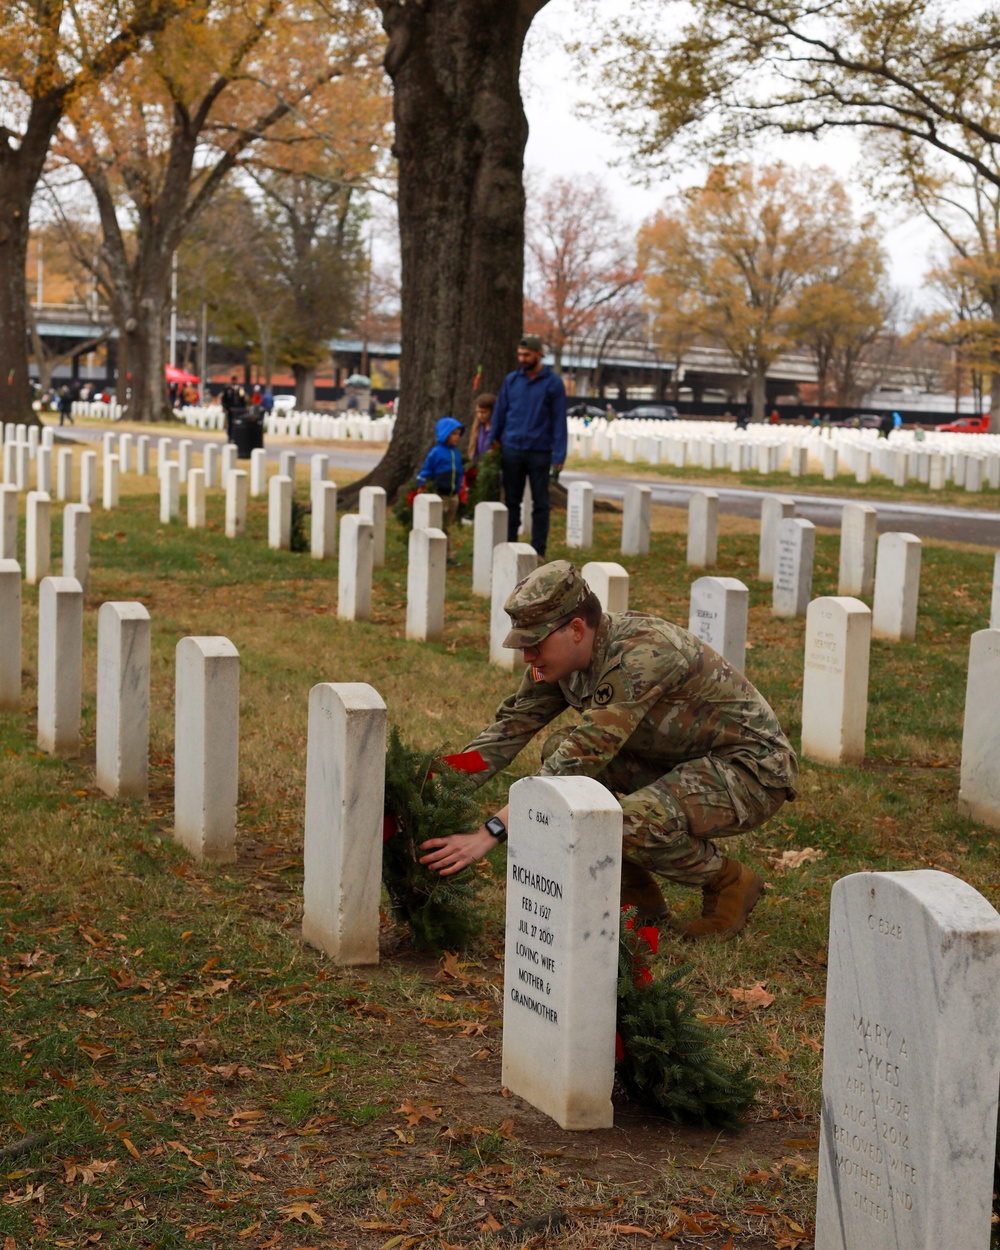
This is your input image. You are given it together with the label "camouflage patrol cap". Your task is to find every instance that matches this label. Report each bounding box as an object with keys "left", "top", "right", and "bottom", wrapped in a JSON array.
[{"left": 503, "top": 560, "right": 590, "bottom": 649}]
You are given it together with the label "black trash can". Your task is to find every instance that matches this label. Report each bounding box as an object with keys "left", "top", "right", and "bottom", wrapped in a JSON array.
[{"left": 229, "top": 407, "right": 264, "bottom": 459}]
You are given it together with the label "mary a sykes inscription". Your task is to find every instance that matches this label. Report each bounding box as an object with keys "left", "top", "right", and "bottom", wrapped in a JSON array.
[{"left": 815, "top": 870, "right": 1000, "bottom": 1250}]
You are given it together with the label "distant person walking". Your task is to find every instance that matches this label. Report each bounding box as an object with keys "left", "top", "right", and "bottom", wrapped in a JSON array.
[
  {"left": 491, "top": 334, "right": 567, "bottom": 557},
  {"left": 58, "top": 385, "right": 74, "bottom": 426}
]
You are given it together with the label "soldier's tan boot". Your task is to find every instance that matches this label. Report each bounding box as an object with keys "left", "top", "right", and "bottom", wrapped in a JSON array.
[
  {"left": 680, "top": 858, "right": 764, "bottom": 939},
  {"left": 620, "top": 859, "right": 671, "bottom": 925}
]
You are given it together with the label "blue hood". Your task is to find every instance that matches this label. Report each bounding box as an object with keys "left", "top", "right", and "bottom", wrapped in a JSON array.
[{"left": 436, "top": 416, "right": 464, "bottom": 444}]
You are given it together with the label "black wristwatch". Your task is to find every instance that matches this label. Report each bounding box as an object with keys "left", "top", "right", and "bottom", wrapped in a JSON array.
[{"left": 484, "top": 816, "right": 507, "bottom": 844}]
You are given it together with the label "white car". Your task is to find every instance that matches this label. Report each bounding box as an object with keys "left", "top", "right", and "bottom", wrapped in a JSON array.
[{"left": 273, "top": 395, "right": 296, "bottom": 411}]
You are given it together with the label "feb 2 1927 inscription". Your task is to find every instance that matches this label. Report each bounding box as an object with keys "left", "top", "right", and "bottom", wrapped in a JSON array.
[{"left": 501, "top": 775, "right": 622, "bottom": 1131}]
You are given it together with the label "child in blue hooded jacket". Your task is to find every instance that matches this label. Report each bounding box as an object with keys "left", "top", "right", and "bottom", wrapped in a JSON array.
[
  {"left": 417, "top": 416, "right": 465, "bottom": 496},
  {"left": 416, "top": 416, "right": 465, "bottom": 558}
]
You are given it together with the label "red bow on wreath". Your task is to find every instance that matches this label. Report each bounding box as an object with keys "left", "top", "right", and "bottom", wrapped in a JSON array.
[
  {"left": 382, "top": 750, "right": 489, "bottom": 842},
  {"left": 615, "top": 907, "right": 659, "bottom": 1062}
]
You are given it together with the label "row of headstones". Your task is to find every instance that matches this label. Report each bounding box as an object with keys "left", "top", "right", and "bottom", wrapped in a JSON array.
[
  {"left": 568, "top": 421, "right": 1000, "bottom": 491},
  {"left": 0, "top": 571, "right": 239, "bottom": 859},
  {"left": 565, "top": 482, "right": 934, "bottom": 643}
]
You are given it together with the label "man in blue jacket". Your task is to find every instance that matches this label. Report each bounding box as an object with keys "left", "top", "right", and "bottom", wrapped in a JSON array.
[{"left": 491, "top": 334, "right": 567, "bottom": 557}]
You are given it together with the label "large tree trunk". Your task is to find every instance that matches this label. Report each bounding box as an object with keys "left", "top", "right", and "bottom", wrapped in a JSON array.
[
  {"left": 0, "top": 127, "right": 56, "bottom": 427},
  {"left": 357, "top": 0, "right": 549, "bottom": 503},
  {"left": 293, "top": 365, "right": 316, "bottom": 410},
  {"left": 750, "top": 369, "right": 767, "bottom": 422},
  {"left": 126, "top": 284, "right": 171, "bottom": 422}
]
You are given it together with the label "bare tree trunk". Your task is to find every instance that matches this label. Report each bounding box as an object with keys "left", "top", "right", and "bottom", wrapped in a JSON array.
[
  {"left": 293, "top": 365, "right": 316, "bottom": 410},
  {"left": 355, "top": 0, "right": 549, "bottom": 503},
  {"left": 0, "top": 129, "right": 54, "bottom": 426},
  {"left": 750, "top": 369, "right": 767, "bottom": 422},
  {"left": 126, "top": 286, "right": 170, "bottom": 422}
]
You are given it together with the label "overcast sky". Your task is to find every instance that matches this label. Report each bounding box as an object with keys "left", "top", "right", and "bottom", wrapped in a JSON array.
[{"left": 521, "top": 0, "right": 940, "bottom": 306}]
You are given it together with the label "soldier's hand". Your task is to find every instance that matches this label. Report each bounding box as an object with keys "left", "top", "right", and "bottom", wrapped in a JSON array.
[{"left": 419, "top": 829, "right": 499, "bottom": 876}]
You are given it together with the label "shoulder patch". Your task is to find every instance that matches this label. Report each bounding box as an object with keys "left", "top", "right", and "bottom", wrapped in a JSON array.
[
  {"left": 591, "top": 667, "right": 628, "bottom": 707},
  {"left": 593, "top": 680, "right": 615, "bottom": 706}
]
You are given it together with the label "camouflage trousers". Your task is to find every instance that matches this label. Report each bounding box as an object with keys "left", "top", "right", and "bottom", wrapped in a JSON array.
[{"left": 542, "top": 736, "right": 788, "bottom": 886}]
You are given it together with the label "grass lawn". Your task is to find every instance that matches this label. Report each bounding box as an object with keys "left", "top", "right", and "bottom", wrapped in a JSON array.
[{"left": 1, "top": 444, "right": 997, "bottom": 1249}]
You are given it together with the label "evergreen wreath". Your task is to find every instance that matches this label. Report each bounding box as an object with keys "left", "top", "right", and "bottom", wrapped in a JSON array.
[
  {"left": 463, "top": 448, "right": 502, "bottom": 514},
  {"left": 290, "top": 498, "right": 309, "bottom": 553},
  {"left": 382, "top": 726, "right": 486, "bottom": 951},
  {"left": 615, "top": 909, "right": 758, "bottom": 1128}
]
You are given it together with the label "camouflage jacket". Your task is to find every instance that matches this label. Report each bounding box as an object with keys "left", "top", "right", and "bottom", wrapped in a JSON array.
[{"left": 464, "top": 612, "right": 797, "bottom": 793}]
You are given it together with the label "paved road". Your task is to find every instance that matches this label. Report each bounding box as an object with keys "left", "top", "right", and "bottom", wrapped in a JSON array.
[
  {"left": 67, "top": 427, "right": 1000, "bottom": 546},
  {"left": 560, "top": 469, "right": 1000, "bottom": 547}
]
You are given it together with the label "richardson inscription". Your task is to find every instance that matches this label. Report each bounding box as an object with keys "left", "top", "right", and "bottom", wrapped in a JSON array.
[
  {"left": 831, "top": 997, "right": 917, "bottom": 1226},
  {"left": 509, "top": 811, "right": 563, "bottom": 1026}
]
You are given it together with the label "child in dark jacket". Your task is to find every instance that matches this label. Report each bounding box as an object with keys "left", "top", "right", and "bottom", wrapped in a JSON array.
[{"left": 416, "top": 416, "right": 465, "bottom": 557}]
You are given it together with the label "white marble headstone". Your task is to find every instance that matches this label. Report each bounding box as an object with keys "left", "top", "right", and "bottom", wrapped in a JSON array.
[
  {"left": 872, "top": 532, "right": 921, "bottom": 642},
  {"left": 268, "top": 474, "right": 292, "bottom": 550},
  {"left": 621, "top": 484, "right": 651, "bottom": 557},
  {"left": 406, "top": 526, "right": 447, "bottom": 641},
  {"left": 839, "top": 503, "right": 877, "bottom": 597},
  {"left": 0, "top": 485, "right": 17, "bottom": 561},
  {"left": 472, "top": 501, "right": 507, "bottom": 598},
  {"left": 96, "top": 602, "right": 151, "bottom": 799},
  {"left": 688, "top": 576, "right": 749, "bottom": 672},
  {"left": 802, "top": 597, "right": 871, "bottom": 765},
  {"left": 337, "top": 515, "right": 375, "bottom": 621},
  {"left": 502, "top": 775, "right": 622, "bottom": 1130},
  {"left": 489, "top": 542, "right": 537, "bottom": 668},
  {"left": 25, "top": 491, "right": 51, "bottom": 585},
  {"left": 581, "top": 560, "right": 629, "bottom": 614},
  {"left": 359, "top": 485, "right": 387, "bottom": 569},
  {"left": 62, "top": 504, "right": 91, "bottom": 594},
  {"left": 311, "top": 480, "right": 337, "bottom": 560},
  {"left": 759, "top": 495, "right": 795, "bottom": 582},
  {"left": 174, "top": 636, "right": 239, "bottom": 863},
  {"left": 0, "top": 559, "right": 21, "bottom": 710},
  {"left": 815, "top": 870, "right": 1000, "bottom": 1250},
  {"left": 37, "top": 576, "right": 83, "bottom": 756},
  {"left": 958, "top": 629, "right": 1000, "bottom": 829},
  {"left": 686, "top": 490, "right": 718, "bottom": 568},
  {"left": 565, "top": 480, "right": 593, "bottom": 550},
  {"left": 772, "top": 517, "right": 815, "bottom": 618},
  {"left": 413, "top": 492, "right": 443, "bottom": 531},
  {"left": 302, "top": 682, "right": 387, "bottom": 965},
  {"left": 225, "top": 469, "right": 248, "bottom": 538}
]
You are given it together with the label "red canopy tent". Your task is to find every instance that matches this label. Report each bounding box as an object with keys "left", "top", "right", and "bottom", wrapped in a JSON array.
[{"left": 165, "top": 364, "right": 200, "bottom": 384}]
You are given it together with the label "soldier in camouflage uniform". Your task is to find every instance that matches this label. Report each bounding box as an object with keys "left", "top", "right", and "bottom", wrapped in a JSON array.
[{"left": 419, "top": 561, "right": 798, "bottom": 938}]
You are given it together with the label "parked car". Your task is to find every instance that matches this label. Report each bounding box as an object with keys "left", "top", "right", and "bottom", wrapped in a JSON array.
[
  {"left": 620, "top": 404, "right": 679, "bottom": 420},
  {"left": 273, "top": 395, "right": 296, "bottom": 412},
  {"left": 830, "top": 413, "right": 883, "bottom": 429},
  {"left": 935, "top": 415, "right": 990, "bottom": 433},
  {"left": 567, "top": 403, "right": 607, "bottom": 418}
]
